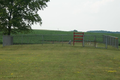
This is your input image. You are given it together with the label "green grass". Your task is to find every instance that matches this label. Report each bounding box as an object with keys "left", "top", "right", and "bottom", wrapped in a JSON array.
[{"left": 0, "top": 44, "right": 120, "bottom": 80}]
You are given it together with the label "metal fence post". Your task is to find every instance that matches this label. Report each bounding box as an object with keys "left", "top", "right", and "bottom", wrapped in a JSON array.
[
  {"left": 105, "top": 36, "right": 108, "bottom": 49},
  {"left": 62, "top": 35, "right": 63, "bottom": 46},
  {"left": 42, "top": 35, "right": 44, "bottom": 45},
  {"left": 115, "top": 37, "right": 119, "bottom": 49},
  {"left": 112, "top": 37, "right": 113, "bottom": 46},
  {"left": 59, "top": 35, "right": 60, "bottom": 44},
  {"left": 21, "top": 35, "right": 23, "bottom": 45},
  {"left": 83, "top": 35, "right": 84, "bottom": 47},
  {"left": 94, "top": 35, "right": 96, "bottom": 48},
  {"left": 115, "top": 37, "right": 116, "bottom": 48},
  {"left": 108, "top": 36, "right": 109, "bottom": 46},
  {"left": 117, "top": 38, "right": 119, "bottom": 49}
]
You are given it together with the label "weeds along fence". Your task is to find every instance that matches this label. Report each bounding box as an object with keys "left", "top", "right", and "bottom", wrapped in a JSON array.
[{"left": 0, "top": 34, "right": 119, "bottom": 49}]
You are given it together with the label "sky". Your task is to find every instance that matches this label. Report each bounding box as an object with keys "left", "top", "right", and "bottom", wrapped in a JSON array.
[{"left": 32, "top": 0, "right": 120, "bottom": 32}]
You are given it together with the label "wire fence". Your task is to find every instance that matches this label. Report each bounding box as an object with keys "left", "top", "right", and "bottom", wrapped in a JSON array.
[
  {"left": 83, "top": 35, "right": 119, "bottom": 49},
  {"left": 13, "top": 34, "right": 73, "bottom": 45},
  {"left": 103, "top": 35, "right": 119, "bottom": 48},
  {"left": 0, "top": 34, "right": 119, "bottom": 49},
  {"left": 83, "top": 35, "right": 104, "bottom": 48}
]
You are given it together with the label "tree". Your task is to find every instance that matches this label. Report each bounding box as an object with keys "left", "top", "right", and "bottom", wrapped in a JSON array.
[
  {"left": 0, "top": 0, "right": 50, "bottom": 35},
  {"left": 73, "top": 30, "right": 78, "bottom": 32}
]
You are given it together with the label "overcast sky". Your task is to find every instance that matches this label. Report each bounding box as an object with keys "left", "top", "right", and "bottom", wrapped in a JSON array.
[{"left": 32, "top": 0, "right": 120, "bottom": 32}]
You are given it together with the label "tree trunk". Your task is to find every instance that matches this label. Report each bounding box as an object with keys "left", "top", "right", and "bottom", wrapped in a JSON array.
[
  {"left": 8, "top": 8, "right": 12, "bottom": 35},
  {"left": 8, "top": 25, "right": 11, "bottom": 35}
]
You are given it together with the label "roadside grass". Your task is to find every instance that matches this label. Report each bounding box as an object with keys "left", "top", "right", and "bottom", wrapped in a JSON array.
[{"left": 0, "top": 44, "right": 120, "bottom": 80}]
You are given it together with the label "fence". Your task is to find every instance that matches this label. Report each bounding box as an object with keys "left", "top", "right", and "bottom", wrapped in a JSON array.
[
  {"left": 81, "top": 35, "right": 119, "bottom": 49},
  {"left": 12, "top": 34, "right": 73, "bottom": 45},
  {"left": 84, "top": 35, "right": 102, "bottom": 47},
  {"left": 103, "top": 35, "right": 119, "bottom": 49},
  {"left": 0, "top": 34, "right": 119, "bottom": 49}
]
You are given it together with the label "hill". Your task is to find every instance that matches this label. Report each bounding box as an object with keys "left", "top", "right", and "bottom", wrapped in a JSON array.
[{"left": 87, "top": 30, "right": 120, "bottom": 34}]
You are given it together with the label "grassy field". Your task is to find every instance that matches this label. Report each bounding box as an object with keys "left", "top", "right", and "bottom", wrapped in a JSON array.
[
  {"left": 31, "top": 30, "right": 120, "bottom": 37},
  {"left": 0, "top": 44, "right": 120, "bottom": 80}
]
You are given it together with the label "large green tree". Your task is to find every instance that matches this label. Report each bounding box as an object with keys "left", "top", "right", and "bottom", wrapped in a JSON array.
[{"left": 0, "top": 0, "right": 49, "bottom": 35}]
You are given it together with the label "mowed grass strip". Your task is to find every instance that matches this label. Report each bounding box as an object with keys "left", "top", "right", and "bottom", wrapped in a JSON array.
[{"left": 0, "top": 44, "right": 120, "bottom": 80}]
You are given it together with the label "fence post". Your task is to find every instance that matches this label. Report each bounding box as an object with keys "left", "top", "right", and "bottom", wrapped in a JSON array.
[
  {"left": 115, "top": 37, "right": 116, "bottom": 48},
  {"left": 62, "top": 35, "right": 63, "bottom": 46},
  {"left": 108, "top": 36, "right": 109, "bottom": 45},
  {"left": 42, "top": 35, "right": 44, "bottom": 45},
  {"left": 73, "top": 32, "right": 75, "bottom": 46},
  {"left": 112, "top": 38, "right": 114, "bottom": 47},
  {"left": 21, "top": 35, "right": 23, "bottom": 44},
  {"left": 105, "top": 36, "right": 108, "bottom": 49},
  {"left": 83, "top": 35, "right": 84, "bottom": 47},
  {"left": 59, "top": 35, "right": 60, "bottom": 44},
  {"left": 116, "top": 37, "right": 119, "bottom": 49},
  {"left": 94, "top": 35, "right": 96, "bottom": 48},
  {"left": 117, "top": 38, "right": 119, "bottom": 49}
]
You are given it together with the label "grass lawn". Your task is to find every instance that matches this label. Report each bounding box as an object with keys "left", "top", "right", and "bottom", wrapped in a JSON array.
[{"left": 0, "top": 44, "right": 120, "bottom": 80}]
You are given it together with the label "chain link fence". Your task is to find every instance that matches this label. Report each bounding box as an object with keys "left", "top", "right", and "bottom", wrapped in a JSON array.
[
  {"left": 83, "top": 35, "right": 104, "bottom": 48},
  {"left": 103, "top": 35, "right": 119, "bottom": 49},
  {"left": 83, "top": 35, "right": 119, "bottom": 49},
  {"left": 13, "top": 34, "right": 73, "bottom": 45},
  {"left": 0, "top": 34, "right": 119, "bottom": 48}
]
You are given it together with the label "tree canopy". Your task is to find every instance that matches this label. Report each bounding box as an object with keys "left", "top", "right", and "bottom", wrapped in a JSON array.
[{"left": 0, "top": 0, "right": 50, "bottom": 35}]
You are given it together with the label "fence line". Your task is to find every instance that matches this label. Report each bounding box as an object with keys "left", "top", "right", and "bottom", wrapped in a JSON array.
[
  {"left": 0, "top": 34, "right": 119, "bottom": 49},
  {"left": 84, "top": 35, "right": 103, "bottom": 48},
  {"left": 103, "top": 35, "right": 119, "bottom": 49},
  {"left": 12, "top": 34, "right": 73, "bottom": 45}
]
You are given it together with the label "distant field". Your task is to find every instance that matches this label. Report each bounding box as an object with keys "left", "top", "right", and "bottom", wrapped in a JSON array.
[
  {"left": 31, "top": 30, "right": 120, "bottom": 37},
  {"left": 0, "top": 44, "right": 120, "bottom": 80},
  {"left": 30, "top": 30, "right": 73, "bottom": 35},
  {"left": 0, "top": 29, "right": 120, "bottom": 44}
]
